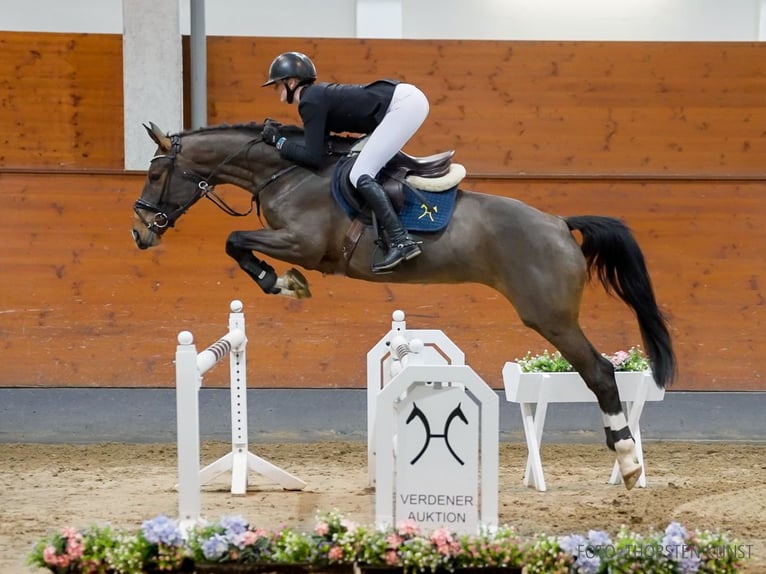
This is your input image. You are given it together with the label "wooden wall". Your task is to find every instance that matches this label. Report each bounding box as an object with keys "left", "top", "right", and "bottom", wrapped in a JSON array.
[
  {"left": 1, "top": 32, "right": 764, "bottom": 391},
  {"left": 0, "top": 33, "right": 124, "bottom": 169}
]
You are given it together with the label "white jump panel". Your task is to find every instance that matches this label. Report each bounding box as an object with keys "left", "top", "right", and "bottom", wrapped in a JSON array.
[{"left": 375, "top": 363, "right": 498, "bottom": 535}]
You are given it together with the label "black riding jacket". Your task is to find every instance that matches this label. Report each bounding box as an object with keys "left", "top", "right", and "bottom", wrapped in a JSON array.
[{"left": 278, "top": 79, "right": 398, "bottom": 169}]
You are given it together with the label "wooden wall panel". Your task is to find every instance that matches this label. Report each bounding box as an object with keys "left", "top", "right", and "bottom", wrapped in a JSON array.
[
  {"left": 0, "top": 172, "right": 763, "bottom": 391},
  {"left": 1, "top": 32, "right": 763, "bottom": 391},
  {"left": 0, "top": 32, "right": 123, "bottom": 169},
  {"left": 2, "top": 33, "right": 763, "bottom": 177},
  {"left": 205, "top": 38, "right": 766, "bottom": 177}
]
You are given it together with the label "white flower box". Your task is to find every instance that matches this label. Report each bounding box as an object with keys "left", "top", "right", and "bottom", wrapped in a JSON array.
[{"left": 501, "top": 362, "right": 665, "bottom": 491}]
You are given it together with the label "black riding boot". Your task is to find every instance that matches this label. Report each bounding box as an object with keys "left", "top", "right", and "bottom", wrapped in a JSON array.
[{"left": 356, "top": 174, "right": 422, "bottom": 273}]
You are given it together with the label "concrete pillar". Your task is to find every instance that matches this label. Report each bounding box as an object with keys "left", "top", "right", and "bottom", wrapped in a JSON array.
[
  {"left": 759, "top": 0, "right": 766, "bottom": 40},
  {"left": 356, "top": 0, "right": 402, "bottom": 38},
  {"left": 189, "top": 0, "right": 207, "bottom": 129},
  {"left": 122, "top": 0, "right": 183, "bottom": 170}
]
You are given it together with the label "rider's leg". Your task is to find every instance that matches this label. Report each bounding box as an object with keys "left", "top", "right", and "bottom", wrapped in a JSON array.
[
  {"left": 350, "top": 84, "right": 429, "bottom": 273},
  {"left": 355, "top": 174, "right": 421, "bottom": 272}
]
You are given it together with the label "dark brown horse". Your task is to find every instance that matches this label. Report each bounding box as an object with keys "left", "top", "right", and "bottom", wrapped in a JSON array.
[{"left": 131, "top": 121, "right": 675, "bottom": 489}]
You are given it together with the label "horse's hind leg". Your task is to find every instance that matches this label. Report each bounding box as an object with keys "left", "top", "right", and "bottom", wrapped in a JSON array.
[
  {"left": 509, "top": 253, "right": 643, "bottom": 490},
  {"left": 533, "top": 323, "right": 643, "bottom": 489}
]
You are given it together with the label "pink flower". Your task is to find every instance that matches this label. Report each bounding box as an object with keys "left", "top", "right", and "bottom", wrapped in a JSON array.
[
  {"left": 328, "top": 546, "right": 344, "bottom": 561},
  {"left": 430, "top": 527, "right": 453, "bottom": 547},
  {"left": 61, "top": 527, "right": 81, "bottom": 539},
  {"left": 42, "top": 545, "right": 59, "bottom": 566},
  {"left": 397, "top": 519, "right": 420, "bottom": 537},
  {"left": 242, "top": 530, "right": 260, "bottom": 545},
  {"left": 385, "top": 549, "right": 400, "bottom": 566},
  {"left": 385, "top": 533, "right": 403, "bottom": 549},
  {"left": 66, "top": 539, "right": 84, "bottom": 559},
  {"left": 610, "top": 350, "right": 629, "bottom": 366},
  {"left": 314, "top": 522, "right": 330, "bottom": 536}
]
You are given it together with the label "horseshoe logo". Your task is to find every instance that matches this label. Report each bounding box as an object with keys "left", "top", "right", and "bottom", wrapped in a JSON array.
[{"left": 406, "top": 402, "right": 468, "bottom": 465}]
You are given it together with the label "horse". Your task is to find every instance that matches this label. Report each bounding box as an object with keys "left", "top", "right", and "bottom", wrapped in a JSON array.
[{"left": 131, "top": 121, "right": 676, "bottom": 490}]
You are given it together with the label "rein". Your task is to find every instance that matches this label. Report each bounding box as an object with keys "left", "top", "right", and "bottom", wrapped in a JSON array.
[{"left": 134, "top": 132, "right": 298, "bottom": 234}]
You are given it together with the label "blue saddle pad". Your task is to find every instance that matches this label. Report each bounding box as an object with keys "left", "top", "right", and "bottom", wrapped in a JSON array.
[{"left": 331, "top": 157, "right": 457, "bottom": 233}]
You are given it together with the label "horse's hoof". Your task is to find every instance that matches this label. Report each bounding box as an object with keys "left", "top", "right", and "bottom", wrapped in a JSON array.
[
  {"left": 614, "top": 437, "right": 641, "bottom": 490},
  {"left": 284, "top": 268, "right": 312, "bottom": 299},
  {"left": 622, "top": 465, "right": 643, "bottom": 490}
]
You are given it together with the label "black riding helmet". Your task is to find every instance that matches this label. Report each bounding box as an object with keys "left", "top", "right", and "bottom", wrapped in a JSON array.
[
  {"left": 262, "top": 52, "right": 317, "bottom": 86},
  {"left": 262, "top": 52, "right": 317, "bottom": 104}
]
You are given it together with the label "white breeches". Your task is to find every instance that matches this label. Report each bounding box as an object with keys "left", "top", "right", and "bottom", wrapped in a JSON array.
[{"left": 348, "top": 83, "right": 430, "bottom": 187}]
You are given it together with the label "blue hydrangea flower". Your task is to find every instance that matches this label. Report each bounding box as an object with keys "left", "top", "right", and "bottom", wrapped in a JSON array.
[
  {"left": 202, "top": 533, "right": 230, "bottom": 560},
  {"left": 559, "top": 533, "right": 587, "bottom": 556},
  {"left": 587, "top": 529, "right": 612, "bottom": 548},
  {"left": 663, "top": 522, "right": 688, "bottom": 545},
  {"left": 662, "top": 522, "right": 688, "bottom": 558},
  {"left": 678, "top": 554, "right": 702, "bottom": 574},
  {"left": 575, "top": 552, "right": 602, "bottom": 574},
  {"left": 141, "top": 515, "right": 184, "bottom": 546},
  {"left": 219, "top": 515, "right": 248, "bottom": 538}
]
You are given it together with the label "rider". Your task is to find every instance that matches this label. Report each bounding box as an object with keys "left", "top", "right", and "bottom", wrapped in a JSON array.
[{"left": 261, "top": 51, "right": 429, "bottom": 273}]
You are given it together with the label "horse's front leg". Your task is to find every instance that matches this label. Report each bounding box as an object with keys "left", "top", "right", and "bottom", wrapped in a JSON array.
[{"left": 225, "top": 230, "right": 312, "bottom": 299}]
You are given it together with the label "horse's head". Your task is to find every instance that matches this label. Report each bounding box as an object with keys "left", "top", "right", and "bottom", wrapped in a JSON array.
[
  {"left": 132, "top": 121, "right": 329, "bottom": 250},
  {"left": 131, "top": 122, "right": 213, "bottom": 249}
]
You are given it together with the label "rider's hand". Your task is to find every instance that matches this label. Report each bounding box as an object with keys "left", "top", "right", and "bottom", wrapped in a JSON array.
[{"left": 262, "top": 122, "right": 281, "bottom": 146}]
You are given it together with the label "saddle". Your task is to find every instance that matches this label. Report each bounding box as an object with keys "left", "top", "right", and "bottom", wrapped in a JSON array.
[{"left": 334, "top": 136, "right": 466, "bottom": 217}]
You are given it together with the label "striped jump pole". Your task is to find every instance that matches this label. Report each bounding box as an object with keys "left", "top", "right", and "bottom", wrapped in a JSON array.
[{"left": 175, "top": 300, "right": 306, "bottom": 530}]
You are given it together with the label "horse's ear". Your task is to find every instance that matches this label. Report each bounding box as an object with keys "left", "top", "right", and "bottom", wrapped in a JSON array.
[{"left": 143, "top": 122, "right": 172, "bottom": 152}]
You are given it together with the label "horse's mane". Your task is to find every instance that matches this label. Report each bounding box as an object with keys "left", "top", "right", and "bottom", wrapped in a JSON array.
[
  {"left": 177, "top": 121, "right": 268, "bottom": 138},
  {"left": 177, "top": 121, "right": 356, "bottom": 146}
]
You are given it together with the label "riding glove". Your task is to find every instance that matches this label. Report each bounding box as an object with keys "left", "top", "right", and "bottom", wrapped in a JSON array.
[{"left": 261, "top": 122, "right": 282, "bottom": 146}]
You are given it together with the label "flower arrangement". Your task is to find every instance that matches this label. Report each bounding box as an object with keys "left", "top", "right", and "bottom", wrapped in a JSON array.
[
  {"left": 557, "top": 522, "right": 747, "bottom": 574},
  {"left": 358, "top": 520, "right": 462, "bottom": 572},
  {"left": 516, "top": 346, "right": 650, "bottom": 373},
  {"left": 29, "top": 516, "right": 192, "bottom": 574},
  {"left": 28, "top": 511, "right": 746, "bottom": 574},
  {"left": 187, "top": 515, "right": 272, "bottom": 566}
]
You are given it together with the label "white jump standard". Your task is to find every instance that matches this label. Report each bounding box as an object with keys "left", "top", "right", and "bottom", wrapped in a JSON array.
[
  {"left": 366, "top": 309, "right": 466, "bottom": 486},
  {"left": 175, "top": 300, "right": 305, "bottom": 529}
]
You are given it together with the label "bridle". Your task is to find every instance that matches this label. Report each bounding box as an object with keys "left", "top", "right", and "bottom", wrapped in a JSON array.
[{"left": 133, "top": 132, "right": 298, "bottom": 235}]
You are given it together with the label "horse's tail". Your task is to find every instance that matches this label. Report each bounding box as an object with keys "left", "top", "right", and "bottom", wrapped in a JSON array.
[{"left": 566, "top": 215, "right": 676, "bottom": 388}]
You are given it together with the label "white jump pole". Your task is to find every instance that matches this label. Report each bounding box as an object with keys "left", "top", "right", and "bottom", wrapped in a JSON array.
[
  {"left": 176, "top": 329, "right": 203, "bottom": 530},
  {"left": 175, "top": 300, "right": 306, "bottom": 530}
]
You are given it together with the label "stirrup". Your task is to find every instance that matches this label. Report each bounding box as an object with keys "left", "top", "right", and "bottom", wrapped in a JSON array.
[{"left": 371, "top": 241, "right": 422, "bottom": 273}]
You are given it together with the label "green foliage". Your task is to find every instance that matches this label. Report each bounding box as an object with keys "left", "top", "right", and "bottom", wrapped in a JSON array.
[{"left": 517, "top": 346, "right": 650, "bottom": 373}]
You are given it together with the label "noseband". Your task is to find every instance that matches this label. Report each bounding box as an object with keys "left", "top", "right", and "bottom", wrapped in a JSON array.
[{"left": 134, "top": 132, "right": 294, "bottom": 235}]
